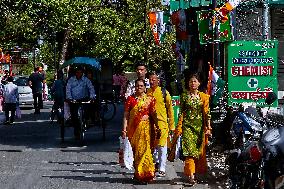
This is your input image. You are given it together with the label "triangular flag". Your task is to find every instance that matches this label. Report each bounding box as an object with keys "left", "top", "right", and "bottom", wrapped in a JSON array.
[{"left": 225, "top": 0, "right": 242, "bottom": 11}]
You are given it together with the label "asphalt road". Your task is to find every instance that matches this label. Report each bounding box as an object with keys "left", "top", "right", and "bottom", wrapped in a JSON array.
[{"left": 0, "top": 102, "right": 228, "bottom": 189}]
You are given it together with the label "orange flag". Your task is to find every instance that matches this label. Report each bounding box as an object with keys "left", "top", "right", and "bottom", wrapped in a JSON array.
[{"left": 213, "top": 0, "right": 241, "bottom": 27}]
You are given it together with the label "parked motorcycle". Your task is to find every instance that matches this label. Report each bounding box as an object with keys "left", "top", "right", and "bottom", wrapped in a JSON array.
[
  {"left": 225, "top": 104, "right": 265, "bottom": 189},
  {"left": 261, "top": 112, "right": 284, "bottom": 189},
  {"left": 226, "top": 92, "right": 284, "bottom": 189}
]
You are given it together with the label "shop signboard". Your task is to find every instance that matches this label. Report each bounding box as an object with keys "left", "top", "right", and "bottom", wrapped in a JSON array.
[
  {"left": 10, "top": 51, "right": 28, "bottom": 64},
  {"left": 171, "top": 96, "right": 180, "bottom": 127},
  {"left": 227, "top": 40, "right": 278, "bottom": 107}
]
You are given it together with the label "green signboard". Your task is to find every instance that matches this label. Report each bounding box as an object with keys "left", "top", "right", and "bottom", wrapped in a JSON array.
[
  {"left": 171, "top": 96, "right": 180, "bottom": 127},
  {"left": 227, "top": 40, "right": 278, "bottom": 107}
]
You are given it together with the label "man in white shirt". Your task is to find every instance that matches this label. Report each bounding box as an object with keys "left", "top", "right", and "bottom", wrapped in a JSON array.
[
  {"left": 124, "top": 62, "right": 150, "bottom": 99},
  {"left": 66, "top": 66, "right": 96, "bottom": 139},
  {"left": 3, "top": 76, "right": 19, "bottom": 125}
]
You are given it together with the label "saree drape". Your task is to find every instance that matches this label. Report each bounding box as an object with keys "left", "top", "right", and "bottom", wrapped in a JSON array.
[{"left": 125, "top": 95, "right": 156, "bottom": 182}]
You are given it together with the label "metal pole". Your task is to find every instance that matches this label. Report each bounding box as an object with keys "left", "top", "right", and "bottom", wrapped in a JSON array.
[
  {"left": 212, "top": 0, "right": 221, "bottom": 74},
  {"left": 33, "top": 47, "right": 36, "bottom": 69},
  {"left": 263, "top": 0, "right": 270, "bottom": 40}
]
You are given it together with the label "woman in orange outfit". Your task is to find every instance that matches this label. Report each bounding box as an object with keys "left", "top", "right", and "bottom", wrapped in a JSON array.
[{"left": 174, "top": 73, "right": 211, "bottom": 185}]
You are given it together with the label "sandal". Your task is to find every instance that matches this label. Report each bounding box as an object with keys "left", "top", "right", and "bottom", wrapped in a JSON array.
[
  {"left": 188, "top": 176, "right": 196, "bottom": 186},
  {"left": 156, "top": 171, "right": 166, "bottom": 177}
]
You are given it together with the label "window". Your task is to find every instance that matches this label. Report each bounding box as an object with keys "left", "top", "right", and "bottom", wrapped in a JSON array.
[{"left": 14, "top": 77, "right": 28, "bottom": 86}]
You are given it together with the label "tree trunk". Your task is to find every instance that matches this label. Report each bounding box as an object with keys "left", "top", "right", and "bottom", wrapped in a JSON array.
[{"left": 59, "top": 27, "right": 72, "bottom": 66}]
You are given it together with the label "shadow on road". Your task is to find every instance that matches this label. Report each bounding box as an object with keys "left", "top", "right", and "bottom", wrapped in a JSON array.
[
  {"left": 0, "top": 103, "right": 124, "bottom": 153},
  {"left": 42, "top": 174, "right": 185, "bottom": 186}
]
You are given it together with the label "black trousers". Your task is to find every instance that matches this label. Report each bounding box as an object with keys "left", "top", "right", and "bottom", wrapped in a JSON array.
[
  {"left": 4, "top": 103, "right": 16, "bottom": 122},
  {"left": 69, "top": 103, "right": 89, "bottom": 137},
  {"left": 33, "top": 93, "right": 43, "bottom": 111},
  {"left": 113, "top": 85, "right": 121, "bottom": 102}
]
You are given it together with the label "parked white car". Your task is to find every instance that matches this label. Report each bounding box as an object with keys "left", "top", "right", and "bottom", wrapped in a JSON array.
[{"left": 13, "top": 76, "right": 34, "bottom": 107}]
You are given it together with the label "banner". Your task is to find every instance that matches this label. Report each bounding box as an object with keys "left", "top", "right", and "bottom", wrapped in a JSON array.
[
  {"left": 148, "top": 11, "right": 168, "bottom": 45},
  {"left": 197, "top": 10, "right": 233, "bottom": 44},
  {"left": 148, "top": 12, "right": 160, "bottom": 45},
  {"left": 227, "top": 40, "right": 278, "bottom": 107},
  {"left": 171, "top": 9, "right": 188, "bottom": 41}
]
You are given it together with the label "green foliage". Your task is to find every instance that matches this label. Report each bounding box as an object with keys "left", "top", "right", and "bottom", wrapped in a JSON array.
[{"left": 0, "top": 0, "right": 177, "bottom": 80}]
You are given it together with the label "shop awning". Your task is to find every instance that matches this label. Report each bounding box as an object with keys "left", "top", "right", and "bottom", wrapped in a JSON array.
[{"left": 269, "top": 0, "right": 284, "bottom": 4}]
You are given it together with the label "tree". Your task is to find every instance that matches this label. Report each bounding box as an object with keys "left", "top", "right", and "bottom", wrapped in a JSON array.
[{"left": 0, "top": 0, "right": 177, "bottom": 78}]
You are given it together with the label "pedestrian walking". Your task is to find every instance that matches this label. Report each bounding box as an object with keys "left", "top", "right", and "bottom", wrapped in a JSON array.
[
  {"left": 147, "top": 72, "right": 175, "bottom": 177},
  {"left": 38, "top": 66, "right": 47, "bottom": 101},
  {"left": 121, "top": 79, "right": 158, "bottom": 184},
  {"left": 171, "top": 73, "right": 212, "bottom": 185},
  {"left": 50, "top": 70, "right": 65, "bottom": 122},
  {"left": 0, "top": 83, "right": 4, "bottom": 112},
  {"left": 124, "top": 62, "right": 150, "bottom": 100},
  {"left": 28, "top": 67, "right": 45, "bottom": 114},
  {"left": 3, "top": 76, "right": 18, "bottom": 125}
]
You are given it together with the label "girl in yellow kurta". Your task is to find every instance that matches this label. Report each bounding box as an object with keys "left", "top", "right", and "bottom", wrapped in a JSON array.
[
  {"left": 174, "top": 73, "right": 211, "bottom": 185},
  {"left": 122, "top": 79, "right": 157, "bottom": 183}
]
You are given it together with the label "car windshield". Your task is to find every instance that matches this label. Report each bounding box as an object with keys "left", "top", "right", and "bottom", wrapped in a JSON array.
[{"left": 14, "top": 78, "right": 29, "bottom": 86}]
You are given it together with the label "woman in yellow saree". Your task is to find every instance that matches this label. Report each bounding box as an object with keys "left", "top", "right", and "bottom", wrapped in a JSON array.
[{"left": 122, "top": 79, "right": 157, "bottom": 183}]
